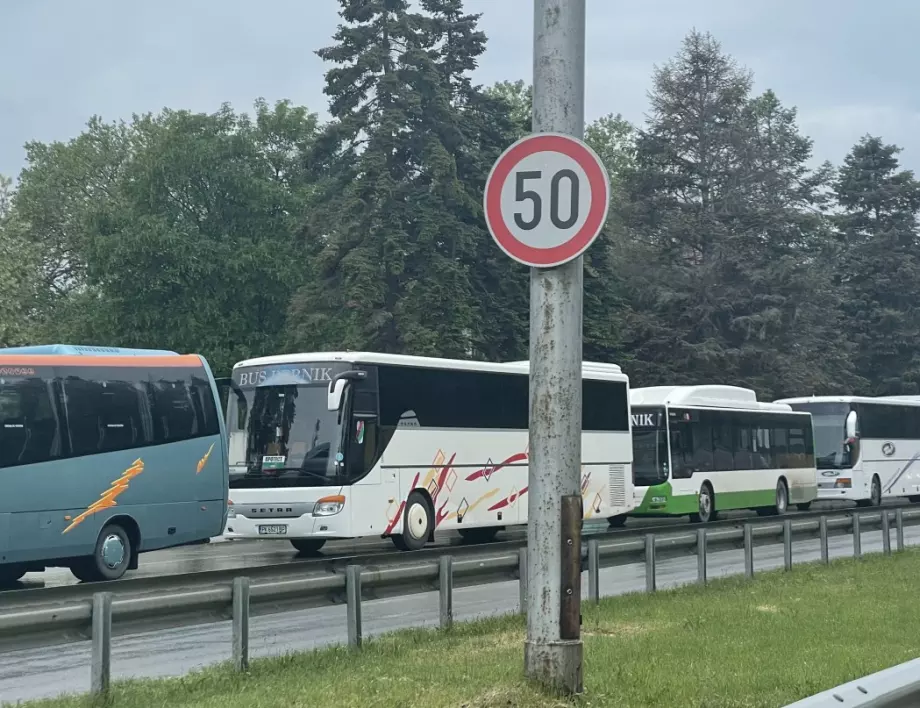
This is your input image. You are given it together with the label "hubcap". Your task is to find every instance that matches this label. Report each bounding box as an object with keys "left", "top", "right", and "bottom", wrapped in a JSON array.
[
  {"left": 406, "top": 502, "right": 429, "bottom": 541},
  {"left": 101, "top": 534, "right": 125, "bottom": 569},
  {"left": 700, "top": 492, "right": 711, "bottom": 517}
]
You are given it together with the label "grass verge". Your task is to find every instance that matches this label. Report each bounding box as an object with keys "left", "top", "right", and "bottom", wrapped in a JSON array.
[{"left": 20, "top": 548, "right": 920, "bottom": 708}]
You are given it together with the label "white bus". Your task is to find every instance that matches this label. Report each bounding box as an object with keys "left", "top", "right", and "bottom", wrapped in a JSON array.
[
  {"left": 222, "top": 352, "right": 634, "bottom": 552},
  {"left": 628, "top": 385, "right": 818, "bottom": 523},
  {"left": 775, "top": 395, "right": 920, "bottom": 506}
]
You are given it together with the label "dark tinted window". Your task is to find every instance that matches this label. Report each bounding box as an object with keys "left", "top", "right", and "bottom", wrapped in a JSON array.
[
  {"left": 857, "top": 403, "right": 920, "bottom": 439},
  {"left": 377, "top": 364, "right": 628, "bottom": 432},
  {"left": 667, "top": 408, "right": 814, "bottom": 474},
  {"left": 61, "top": 367, "right": 153, "bottom": 456},
  {"left": 149, "top": 368, "right": 220, "bottom": 443},
  {"left": 0, "top": 369, "right": 64, "bottom": 468}
]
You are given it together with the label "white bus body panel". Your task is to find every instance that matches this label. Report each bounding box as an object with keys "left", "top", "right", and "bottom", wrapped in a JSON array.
[{"left": 224, "top": 352, "right": 634, "bottom": 542}]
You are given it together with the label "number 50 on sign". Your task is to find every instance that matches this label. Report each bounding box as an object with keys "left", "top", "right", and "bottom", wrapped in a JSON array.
[{"left": 483, "top": 132, "right": 610, "bottom": 269}]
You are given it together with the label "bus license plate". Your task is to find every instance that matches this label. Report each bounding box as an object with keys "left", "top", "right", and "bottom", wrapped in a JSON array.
[{"left": 258, "top": 525, "right": 287, "bottom": 535}]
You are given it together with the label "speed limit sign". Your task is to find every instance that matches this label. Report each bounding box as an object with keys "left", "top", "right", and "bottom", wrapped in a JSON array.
[{"left": 483, "top": 132, "right": 610, "bottom": 268}]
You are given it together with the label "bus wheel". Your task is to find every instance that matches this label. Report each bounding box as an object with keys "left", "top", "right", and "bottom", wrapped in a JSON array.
[
  {"left": 72, "top": 523, "right": 132, "bottom": 582},
  {"left": 290, "top": 539, "right": 326, "bottom": 554},
  {"left": 774, "top": 479, "right": 789, "bottom": 515},
  {"left": 607, "top": 514, "right": 627, "bottom": 528},
  {"left": 392, "top": 491, "right": 432, "bottom": 551},
  {"left": 690, "top": 484, "right": 715, "bottom": 524},
  {"left": 458, "top": 527, "right": 499, "bottom": 544},
  {"left": 910, "top": 495, "right": 920, "bottom": 504},
  {"left": 796, "top": 502, "right": 812, "bottom": 512}
]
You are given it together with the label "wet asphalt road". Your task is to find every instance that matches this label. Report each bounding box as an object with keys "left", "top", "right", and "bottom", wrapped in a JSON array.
[{"left": 6, "top": 499, "right": 905, "bottom": 591}]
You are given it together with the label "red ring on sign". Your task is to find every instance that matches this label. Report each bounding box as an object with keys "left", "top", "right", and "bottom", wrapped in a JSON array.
[{"left": 484, "top": 134, "right": 609, "bottom": 268}]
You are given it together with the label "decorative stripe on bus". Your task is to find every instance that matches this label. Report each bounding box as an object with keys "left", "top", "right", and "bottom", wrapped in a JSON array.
[
  {"left": 62, "top": 458, "right": 145, "bottom": 534},
  {"left": 0, "top": 354, "right": 204, "bottom": 368},
  {"left": 197, "top": 443, "right": 216, "bottom": 474}
]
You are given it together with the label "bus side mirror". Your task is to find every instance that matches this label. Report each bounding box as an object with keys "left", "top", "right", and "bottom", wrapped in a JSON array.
[
  {"left": 328, "top": 379, "right": 348, "bottom": 411},
  {"left": 845, "top": 410, "right": 858, "bottom": 441},
  {"left": 327, "top": 370, "right": 367, "bottom": 411}
]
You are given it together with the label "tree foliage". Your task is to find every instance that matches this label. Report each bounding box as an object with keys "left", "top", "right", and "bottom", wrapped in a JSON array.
[{"left": 2, "top": 17, "right": 917, "bottom": 401}]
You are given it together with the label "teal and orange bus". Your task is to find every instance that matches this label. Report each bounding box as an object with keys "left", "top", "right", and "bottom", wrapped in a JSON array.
[{"left": 0, "top": 345, "right": 228, "bottom": 585}]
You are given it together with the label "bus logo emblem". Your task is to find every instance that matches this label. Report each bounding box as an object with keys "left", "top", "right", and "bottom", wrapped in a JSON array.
[{"left": 882, "top": 442, "right": 896, "bottom": 457}]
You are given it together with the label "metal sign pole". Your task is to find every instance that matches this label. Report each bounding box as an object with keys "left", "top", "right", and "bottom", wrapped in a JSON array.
[{"left": 525, "top": 0, "right": 586, "bottom": 695}]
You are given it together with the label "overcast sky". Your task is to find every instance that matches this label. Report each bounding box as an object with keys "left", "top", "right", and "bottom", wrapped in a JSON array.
[{"left": 2, "top": 0, "right": 919, "bottom": 181}]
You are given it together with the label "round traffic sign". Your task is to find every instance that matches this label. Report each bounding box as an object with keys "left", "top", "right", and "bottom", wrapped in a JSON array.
[{"left": 483, "top": 132, "right": 610, "bottom": 268}]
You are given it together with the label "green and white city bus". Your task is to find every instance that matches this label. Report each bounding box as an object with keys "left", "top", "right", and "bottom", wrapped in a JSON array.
[{"left": 628, "top": 385, "right": 818, "bottom": 523}]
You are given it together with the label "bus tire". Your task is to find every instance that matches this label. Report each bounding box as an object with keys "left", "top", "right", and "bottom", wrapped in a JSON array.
[
  {"left": 392, "top": 491, "right": 432, "bottom": 551},
  {"left": 773, "top": 478, "right": 789, "bottom": 515},
  {"left": 290, "top": 538, "right": 327, "bottom": 554},
  {"left": 72, "top": 523, "right": 133, "bottom": 583},
  {"left": 796, "top": 502, "right": 812, "bottom": 512},
  {"left": 690, "top": 484, "right": 715, "bottom": 524},
  {"left": 458, "top": 527, "right": 499, "bottom": 544},
  {"left": 607, "top": 514, "right": 627, "bottom": 528},
  {"left": 909, "top": 495, "right": 920, "bottom": 504},
  {"left": 863, "top": 475, "right": 882, "bottom": 507}
]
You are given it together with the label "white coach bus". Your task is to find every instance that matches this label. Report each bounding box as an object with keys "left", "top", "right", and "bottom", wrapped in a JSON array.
[
  {"left": 628, "top": 385, "right": 818, "bottom": 523},
  {"left": 222, "top": 352, "right": 634, "bottom": 552},
  {"left": 775, "top": 395, "right": 920, "bottom": 506}
]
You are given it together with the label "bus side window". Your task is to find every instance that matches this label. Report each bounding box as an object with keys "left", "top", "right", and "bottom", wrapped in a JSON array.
[
  {"left": 670, "top": 425, "right": 692, "bottom": 478},
  {"left": 346, "top": 416, "right": 380, "bottom": 480}
]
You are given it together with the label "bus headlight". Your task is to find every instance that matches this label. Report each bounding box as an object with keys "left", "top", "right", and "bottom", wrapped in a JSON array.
[
  {"left": 835, "top": 478, "right": 852, "bottom": 489},
  {"left": 227, "top": 500, "right": 236, "bottom": 518},
  {"left": 313, "top": 495, "right": 346, "bottom": 517}
]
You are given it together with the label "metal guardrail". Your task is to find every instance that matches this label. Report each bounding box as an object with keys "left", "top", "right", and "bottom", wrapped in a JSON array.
[
  {"left": 0, "top": 502, "right": 903, "bottom": 608},
  {"left": 782, "top": 657, "right": 920, "bottom": 707},
  {"left": 1, "top": 506, "right": 918, "bottom": 702}
]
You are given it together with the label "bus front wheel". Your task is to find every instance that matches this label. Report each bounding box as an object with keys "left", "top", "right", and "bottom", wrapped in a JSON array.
[
  {"left": 72, "top": 523, "right": 133, "bottom": 583},
  {"left": 392, "top": 491, "right": 433, "bottom": 551},
  {"left": 290, "top": 538, "right": 326, "bottom": 554},
  {"left": 690, "top": 484, "right": 715, "bottom": 524}
]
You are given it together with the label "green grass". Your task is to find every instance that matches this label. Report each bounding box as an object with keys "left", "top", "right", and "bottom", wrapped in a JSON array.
[{"left": 22, "top": 549, "right": 920, "bottom": 708}]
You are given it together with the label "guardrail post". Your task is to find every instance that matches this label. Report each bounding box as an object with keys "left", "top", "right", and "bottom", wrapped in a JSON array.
[
  {"left": 518, "top": 547, "right": 527, "bottom": 613},
  {"left": 645, "top": 534, "right": 656, "bottom": 592},
  {"left": 783, "top": 519, "right": 792, "bottom": 571},
  {"left": 90, "top": 592, "right": 113, "bottom": 697},
  {"left": 697, "top": 528, "right": 707, "bottom": 585},
  {"left": 346, "top": 565, "right": 362, "bottom": 649},
  {"left": 882, "top": 511, "right": 891, "bottom": 556},
  {"left": 819, "top": 516, "right": 829, "bottom": 564},
  {"left": 587, "top": 538, "right": 600, "bottom": 603},
  {"left": 232, "top": 577, "right": 250, "bottom": 671},
  {"left": 439, "top": 556, "right": 453, "bottom": 631},
  {"left": 744, "top": 524, "right": 754, "bottom": 579},
  {"left": 896, "top": 508, "right": 905, "bottom": 551},
  {"left": 853, "top": 514, "right": 862, "bottom": 559}
]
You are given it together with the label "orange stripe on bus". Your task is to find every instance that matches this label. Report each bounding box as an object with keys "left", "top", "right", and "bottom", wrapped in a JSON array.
[{"left": 0, "top": 354, "right": 204, "bottom": 368}]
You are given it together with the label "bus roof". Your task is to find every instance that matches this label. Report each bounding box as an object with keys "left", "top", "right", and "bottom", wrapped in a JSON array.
[
  {"left": 233, "top": 351, "right": 626, "bottom": 382},
  {"left": 632, "top": 385, "right": 794, "bottom": 412},
  {"left": 776, "top": 395, "right": 920, "bottom": 408},
  {"left": 0, "top": 344, "right": 179, "bottom": 356}
]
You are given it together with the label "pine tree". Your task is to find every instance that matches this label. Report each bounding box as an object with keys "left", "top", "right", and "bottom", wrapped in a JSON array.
[
  {"left": 620, "top": 31, "right": 857, "bottom": 397},
  {"left": 834, "top": 136, "right": 920, "bottom": 394},
  {"left": 288, "top": 0, "right": 483, "bottom": 357}
]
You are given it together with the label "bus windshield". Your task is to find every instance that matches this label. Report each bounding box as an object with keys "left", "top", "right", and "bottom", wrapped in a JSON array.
[
  {"left": 631, "top": 406, "right": 669, "bottom": 486},
  {"left": 789, "top": 402, "right": 852, "bottom": 469},
  {"left": 227, "top": 363, "right": 346, "bottom": 488}
]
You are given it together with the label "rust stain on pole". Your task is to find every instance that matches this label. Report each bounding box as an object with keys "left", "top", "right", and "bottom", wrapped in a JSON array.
[{"left": 559, "top": 494, "right": 582, "bottom": 640}]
